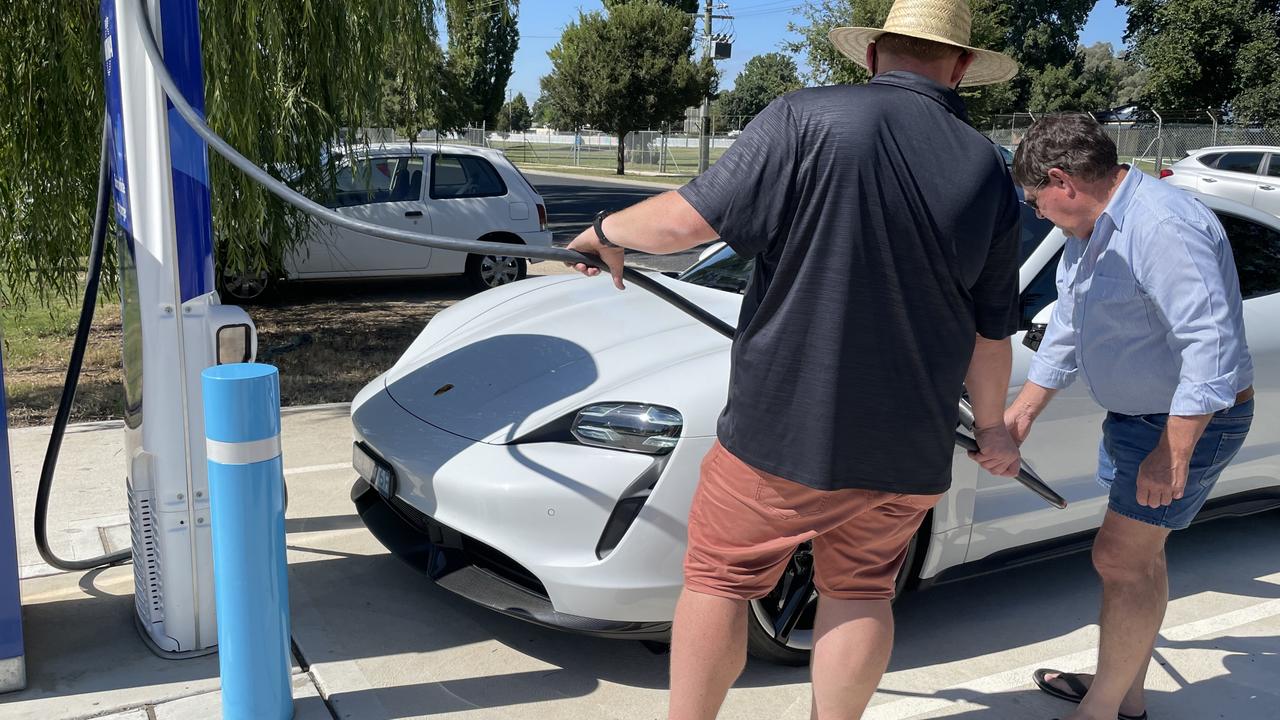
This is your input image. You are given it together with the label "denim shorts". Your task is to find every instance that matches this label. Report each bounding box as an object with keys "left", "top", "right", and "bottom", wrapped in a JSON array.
[{"left": 1097, "top": 399, "right": 1254, "bottom": 530}]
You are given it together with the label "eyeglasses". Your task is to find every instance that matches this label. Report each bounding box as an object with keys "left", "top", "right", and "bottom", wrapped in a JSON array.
[{"left": 1024, "top": 177, "right": 1049, "bottom": 212}]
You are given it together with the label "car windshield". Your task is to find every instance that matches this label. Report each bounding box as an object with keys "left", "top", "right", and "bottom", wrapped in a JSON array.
[{"left": 679, "top": 201, "right": 1053, "bottom": 295}]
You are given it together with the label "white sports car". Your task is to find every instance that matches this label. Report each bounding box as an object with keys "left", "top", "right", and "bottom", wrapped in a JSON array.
[{"left": 351, "top": 193, "right": 1280, "bottom": 665}]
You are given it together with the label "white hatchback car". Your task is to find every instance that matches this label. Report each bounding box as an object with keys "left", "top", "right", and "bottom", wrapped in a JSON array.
[
  {"left": 220, "top": 143, "right": 553, "bottom": 300},
  {"left": 350, "top": 192, "right": 1279, "bottom": 665},
  {"left": 1161, "top": 146, "right": 1280, "bottom": 218}
]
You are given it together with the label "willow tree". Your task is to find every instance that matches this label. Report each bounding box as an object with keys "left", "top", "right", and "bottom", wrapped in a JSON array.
[{"left": 0, "top": 0, "right": 445, "bottom": 304}]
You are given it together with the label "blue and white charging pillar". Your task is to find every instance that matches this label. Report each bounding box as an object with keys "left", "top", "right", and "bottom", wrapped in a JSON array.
[
  {"left": 100, "top": 0, "right": 257, "bottom": 656},
  {"left": 1, "top": 347, "right": 26, "bottom": 693}
]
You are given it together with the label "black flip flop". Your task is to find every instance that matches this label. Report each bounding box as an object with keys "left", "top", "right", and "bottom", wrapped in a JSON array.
[{"left": 1034, "top": 668, "right": 1148, "bottom": 720}]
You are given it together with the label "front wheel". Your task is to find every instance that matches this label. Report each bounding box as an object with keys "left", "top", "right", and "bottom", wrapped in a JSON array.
[
  {"left": 745, "top": 532, "right": 921, "bottom": 666},
  {"left": 465, "top": 252, "right": 526, "bottom": 291}
]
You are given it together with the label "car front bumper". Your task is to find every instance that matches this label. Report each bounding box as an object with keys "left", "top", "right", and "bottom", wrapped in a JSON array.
[
  {"left": 351, "top": 477, "right": 672, "bottom": 640},
  {"left": 351, "top": 383, "right": 711, "bottom": 630}
]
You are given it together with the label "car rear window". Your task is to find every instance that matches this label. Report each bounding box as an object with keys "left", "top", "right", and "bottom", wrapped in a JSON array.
[
  {"left": 430, "top": 155, "right": 508, "bottom": 199},
  {"left": 1196, "top": 152, "right": 1223, "bottom": 168},
  {"left": 1215, "top": 152, "right": 1264, "bottom": 175}
]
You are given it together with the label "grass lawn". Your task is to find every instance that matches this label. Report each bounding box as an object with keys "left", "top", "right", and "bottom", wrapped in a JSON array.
[
  {"left": 1, "top": 288, "right": 126, "bottom": 426},
  {"left": 491, "top": 137, "right": 724, "bottom": 178}
]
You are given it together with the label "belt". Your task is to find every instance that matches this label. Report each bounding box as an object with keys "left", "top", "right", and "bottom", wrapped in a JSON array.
[{"left": 1235, "top": 386, "right": 1254, "bottom": 406}]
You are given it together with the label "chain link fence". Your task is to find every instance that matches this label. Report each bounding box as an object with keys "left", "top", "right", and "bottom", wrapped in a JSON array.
[
  {"left": 409, "top": 125, "right": 739, "bottom": 176},
  {"left": 987, "top": 112, "right": 1280, "bottom": 175}
]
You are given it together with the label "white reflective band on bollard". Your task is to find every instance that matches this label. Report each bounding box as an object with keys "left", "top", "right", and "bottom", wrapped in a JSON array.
[{"left": 205, "top": 435, "right": 282, "bottom": 466}]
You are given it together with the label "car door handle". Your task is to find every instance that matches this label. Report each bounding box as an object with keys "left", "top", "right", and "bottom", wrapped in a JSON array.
[
  {"left": 1202, "top": 177, "right": 1217, "bottom": 183},
  {"left": 404, "top": 210, "right": 423, "bottom": 218},
  {"left": 1261, "top": 185, "right": 1276, "bottom": 191}
]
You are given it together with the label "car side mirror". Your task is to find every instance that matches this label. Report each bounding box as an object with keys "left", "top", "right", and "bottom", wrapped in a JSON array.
[{"left": 697, "top": 241, "right": 727, "bottom": 262}]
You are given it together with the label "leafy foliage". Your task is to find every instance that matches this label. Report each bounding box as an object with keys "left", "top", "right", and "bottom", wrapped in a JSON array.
[
  {"left": 784, "top": 0, "right": 889, "bottom": 87},
  {"left": 444, "top": 0, "right": 520, "bottom": 127},
  {"left": 1121, "top": 0, "right": 1280, "bottom": 123},
  {"left": 0, "top": 2, "right": 106, "bottom": 302},
  {"left": 496, "top": 92, "right": 532, "bottom": 132},
  {"left": 1027, "top": 42, "right": 1145, "bottom": 113},
  {"left": 0, "top": 0, "right": 445, "bottom": 304},
  {"left": 606, "top": 0, "right": 701, "bottom": 13},
  {"left": 712, "top": 52, "right": 803, "bottom": 128},
  {"left": 541, "top": 2, "right": 713, "bottom": 174}
]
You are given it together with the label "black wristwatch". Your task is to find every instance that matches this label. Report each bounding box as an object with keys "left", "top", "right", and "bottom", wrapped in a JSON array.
[{"left": 593, "top": 210, "right": 618, "bottom": 248}]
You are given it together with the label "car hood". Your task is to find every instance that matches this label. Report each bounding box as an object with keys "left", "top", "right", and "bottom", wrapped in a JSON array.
[{"left": 382, "top": 273, "right": 740, "bottom": 444}]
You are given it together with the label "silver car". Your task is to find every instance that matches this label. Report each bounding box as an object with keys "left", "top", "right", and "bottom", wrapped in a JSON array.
[{"left": 1161, "top": 146, "right": 1280, "bottom": 218}]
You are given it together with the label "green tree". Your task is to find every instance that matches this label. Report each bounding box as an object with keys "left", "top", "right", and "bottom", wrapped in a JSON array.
[
  {"left": 1027, "top": 42, "right": 1145, "bottom": 113},
  {"left": 1121, "top": 0, "right": 1280, "bottom": 123},
  {"left": 606, "top": 0, "right": 700, "bottom": 13},
  {"left": 541, "top": 3, "right": 713, "bottom": 174},
  {"left": 530, "top": 95, "right": 554, "bottom": 127},
  {"left": 0, "top": 0, "right": 443, "bottom": 303},
  {"left": 713, "top": 52, "right": 803, "bottom": 129},
  {"left": 444, "top": 0, "right": 520, "bottom": 127},
  {"left": 496, "top": 92, "right": 532, "bottom": 133},
  {"left": 784, "top": 0, "right": 890, "bottom": 87}
]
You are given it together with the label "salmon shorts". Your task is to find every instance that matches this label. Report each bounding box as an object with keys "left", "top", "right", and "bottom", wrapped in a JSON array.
[{"left": 684, "top": 441, "right": 940, "bottom": 601}]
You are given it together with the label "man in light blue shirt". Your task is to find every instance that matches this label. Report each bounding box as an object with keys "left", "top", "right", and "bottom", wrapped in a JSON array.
[{"left": 1003, "top": 115, "right": 1253, "bottom": 720}]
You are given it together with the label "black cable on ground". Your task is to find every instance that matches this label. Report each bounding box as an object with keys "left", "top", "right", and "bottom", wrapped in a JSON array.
[{"left": 33, "top": 117, "right": 132, "bottom": 571}]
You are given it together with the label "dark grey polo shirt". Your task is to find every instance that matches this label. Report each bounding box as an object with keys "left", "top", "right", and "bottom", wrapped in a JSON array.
[{"left": 678, "top": 71, "right": 1020, "bottom": 494}]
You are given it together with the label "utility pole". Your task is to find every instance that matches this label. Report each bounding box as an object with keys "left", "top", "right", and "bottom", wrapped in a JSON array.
[{"left": 698, "top": 0, "right": 712, "bottom": 173}]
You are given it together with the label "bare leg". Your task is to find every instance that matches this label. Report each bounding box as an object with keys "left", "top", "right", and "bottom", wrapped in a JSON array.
[
  {"left": 1043, "top": 550, "right": 1161, "bottom": 716},
  {"left": 809, "top": 597, "right": 894, "bottom": 720},
  {"left": 1066, "top": 511, "right": 1169, "bottom": 720},
  {"left": 668, "top": 588, "right": 748, "bottom": 720}
]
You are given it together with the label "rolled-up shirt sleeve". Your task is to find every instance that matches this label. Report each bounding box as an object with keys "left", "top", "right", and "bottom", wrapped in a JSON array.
[
  {"left": 1026, "top": 265, "right": 1079, "bottom": 389},
  {"left": 1135, "top": 217, "right": 1251, "bottom": 415}
]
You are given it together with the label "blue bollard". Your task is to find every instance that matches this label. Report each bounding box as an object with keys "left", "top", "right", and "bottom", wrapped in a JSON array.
[{"left": 201, "top": 363, "right": 291, "bottom": 720}]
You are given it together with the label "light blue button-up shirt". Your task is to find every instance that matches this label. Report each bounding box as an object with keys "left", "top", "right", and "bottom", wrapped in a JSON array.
[{"left": 1026, "top": 167, "right": 1253, "bottom": 416}]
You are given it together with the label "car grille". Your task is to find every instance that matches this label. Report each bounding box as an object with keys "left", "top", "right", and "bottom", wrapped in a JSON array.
[{"left": 388, "top": 495, "right": 549, "bottom": 599}]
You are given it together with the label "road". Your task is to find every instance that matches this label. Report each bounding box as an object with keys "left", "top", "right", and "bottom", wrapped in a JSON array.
[{"left": 526, "top": 171, "right": 721, "bottom": 274}]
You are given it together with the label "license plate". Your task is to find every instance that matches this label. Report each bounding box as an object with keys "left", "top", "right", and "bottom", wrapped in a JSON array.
[{"left": 353, "top": 443, "right": 396, "bottom": 499}]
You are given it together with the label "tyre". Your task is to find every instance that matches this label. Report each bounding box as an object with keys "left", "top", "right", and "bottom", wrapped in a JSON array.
[
  {"left": 745, "top": 531, "right": 922, "bottom": 666},
  {"left": 465, "top": 248, "right": 527, "bottom": 291},
  {"left": 218, "top": 268, "right": 275, "bottom": 304}
]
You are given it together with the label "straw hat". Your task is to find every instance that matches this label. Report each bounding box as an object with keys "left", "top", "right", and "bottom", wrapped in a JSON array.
[{"left": 829, "top": 0, "right": 1018, "bottom": 87}]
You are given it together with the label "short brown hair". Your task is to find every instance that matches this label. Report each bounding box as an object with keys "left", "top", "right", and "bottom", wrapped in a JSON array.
[
  {"left": 1012, "top": 114, "right": 1118, "bottom": 187},
  {"left": 874, "top": 32, "right": 964, "bottom": 63}
]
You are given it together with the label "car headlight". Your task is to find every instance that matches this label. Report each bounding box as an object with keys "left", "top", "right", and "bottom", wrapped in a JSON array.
[{"left": 570, "top": 403, "right": 682, "bottom": 454}]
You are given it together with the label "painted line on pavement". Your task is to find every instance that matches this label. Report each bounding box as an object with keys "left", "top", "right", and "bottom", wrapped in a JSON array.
[
  {"left": 285, "top": 462, "right": 351, "bottom": 476},
  {"left": 865, "top": 591, "right": 1280, "bottom": 720}
]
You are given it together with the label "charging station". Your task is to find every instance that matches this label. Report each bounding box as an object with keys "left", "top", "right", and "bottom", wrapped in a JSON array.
[{"left": 99, "top": 0, "right": 255, "bottom": 656}]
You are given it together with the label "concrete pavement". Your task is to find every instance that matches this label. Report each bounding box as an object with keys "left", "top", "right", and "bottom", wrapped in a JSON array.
[{"left": 4, "top": 359, "right": 1280, "bottom": 717}]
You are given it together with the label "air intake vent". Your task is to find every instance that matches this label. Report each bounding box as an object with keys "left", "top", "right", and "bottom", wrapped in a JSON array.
[{"left": 129, "top": 486, "right": 164, "bottom": 623}]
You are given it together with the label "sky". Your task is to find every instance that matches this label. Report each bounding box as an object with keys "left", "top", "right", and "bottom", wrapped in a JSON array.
[{"left": 498, "top": 1, "right": 1132, "bottom": 103}]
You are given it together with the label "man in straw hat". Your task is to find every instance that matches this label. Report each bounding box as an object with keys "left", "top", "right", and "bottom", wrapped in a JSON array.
[{"left": 565, "top": 1, "right": 1021, "bottom": 716}]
